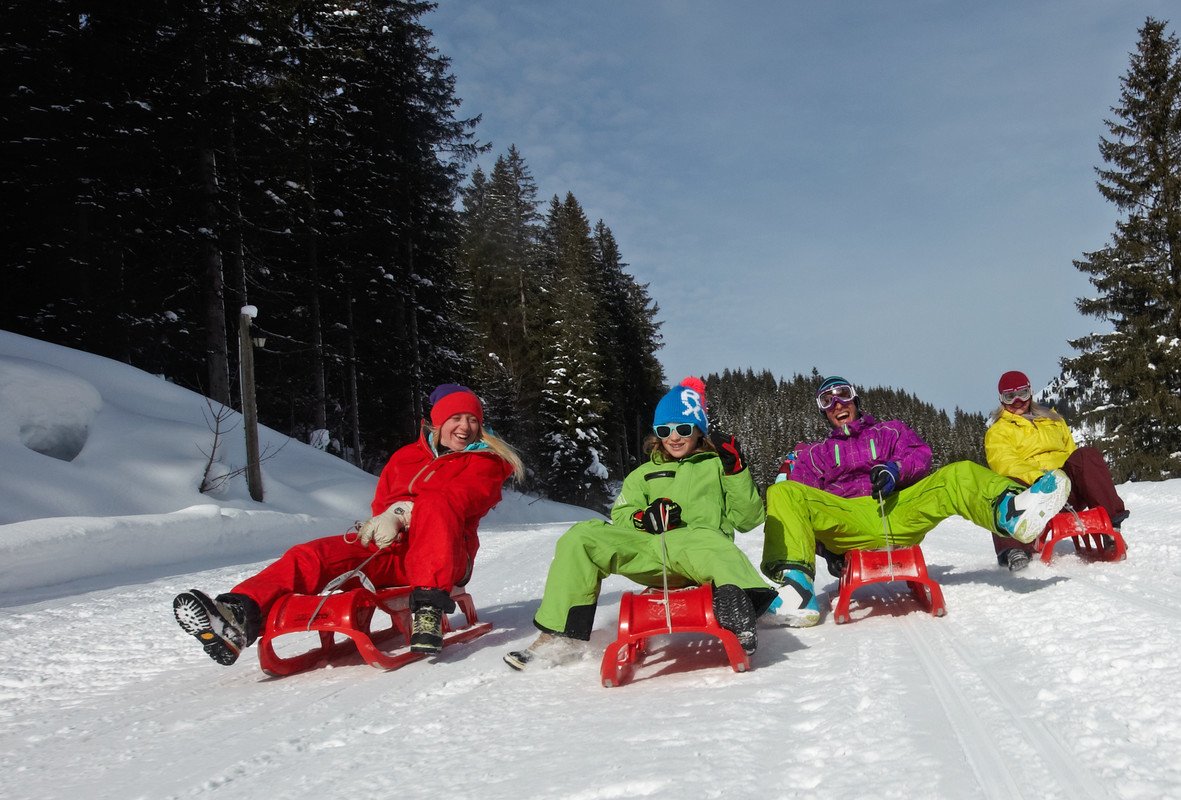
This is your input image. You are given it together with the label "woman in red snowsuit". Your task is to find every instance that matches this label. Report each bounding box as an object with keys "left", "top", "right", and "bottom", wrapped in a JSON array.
[{"left": 173, "top": 384, "right": 523, "bottom": 665}]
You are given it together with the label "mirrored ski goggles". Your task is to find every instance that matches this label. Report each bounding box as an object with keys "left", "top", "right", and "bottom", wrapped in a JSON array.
[
  {"left": 816, "top": 384, "right": 857, "bottom": 410},
  {"left": 1000, "top": 386, "right": 1032, "bottom": 405},
  {"left": 654, "top": 423, "right": 698, "bottom": 439}
]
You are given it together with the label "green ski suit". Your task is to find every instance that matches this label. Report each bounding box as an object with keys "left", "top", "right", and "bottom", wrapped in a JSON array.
[
  {"left": 762, "top": 460, "right": 1023, "bottom": 580},
  {"left": 534, "top": 449, "right": 774, "bottom": 639}
]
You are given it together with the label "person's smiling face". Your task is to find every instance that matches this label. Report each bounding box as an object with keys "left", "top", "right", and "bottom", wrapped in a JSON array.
[
  {"left": 439, "top": 413, "right": 481, "bottom": 451},
  {"left": 825, "top": 398, "right": 858, "bottom": 428},
  {"left": 1000, "top": 383, "right": 1033, "bottom": 415},
  {"left": 661, "top": 426, "right": 701, "bottom": 458}
]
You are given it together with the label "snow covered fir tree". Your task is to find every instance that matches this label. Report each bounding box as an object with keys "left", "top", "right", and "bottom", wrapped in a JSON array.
[
  {"left": 1062, "top": 17, "right": 1181, "bottom": 482},
  {"left": 458, "top": 157, "right": 666, "bottom": 505}
]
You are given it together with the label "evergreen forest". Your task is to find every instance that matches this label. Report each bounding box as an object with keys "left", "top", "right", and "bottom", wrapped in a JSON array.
[{"left": 1, "top": 1, "right": 670, "bottom": 506}]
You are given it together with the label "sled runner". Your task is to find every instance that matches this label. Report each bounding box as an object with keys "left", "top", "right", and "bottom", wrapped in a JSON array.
[
  {"left": 832, "top": 544, "right": 946, "bottom": 624},
  {"left": 257, "top": 585, "right": 492, "bottom": 676},
  {"left": 1035, "top": 507, "right": 1127, "bottom": 565},
  {"left": 599, "top": 584, "right": 750, "bottom": 688}
]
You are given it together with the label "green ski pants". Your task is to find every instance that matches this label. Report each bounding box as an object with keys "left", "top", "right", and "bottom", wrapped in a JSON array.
[
  {"left": 534, "top": 519, "right": 770, "bottom": 639},
  {"left": 762, "top": 460, "right": 1021, "bottom": 580}
]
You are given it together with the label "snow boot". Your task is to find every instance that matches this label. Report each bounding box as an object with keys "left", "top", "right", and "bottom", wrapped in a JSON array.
[
  {"left": 1002, "top": 547, "right": 1031, "bottom": 572},
  {"left": 503, "top": 632, "right": 589, "bottom": 671},
  {"left": 409, "top": 605, "right": 444, "bottom": 654},
  {"left": 173, "top": 589, "right": 260, "bottom": 666},
  {"left": 994, "top": 469, "right": 1071, "bottom": 544},
  {"left": 1108, "top": 509, "right": 1129, "bottom": 548},
  {"left": 818, "top": 544, "right": 846, "bottom": 579},
  {"left": 766, "top": 569, "right": 821, "bottom": 628},
  {"left": 712, "top": 584, "right": 758, "bottom": 654}
]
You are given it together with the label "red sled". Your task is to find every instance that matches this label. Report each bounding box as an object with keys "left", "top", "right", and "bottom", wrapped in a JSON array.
[
  {"left": 257, "top": 585, "right": 492, "bottom": 676},
  {"left": 1035, "top": 507, "right": 1128, "bottom": 565},
  {"left": 832, "top": 544, "right": 946, "bottom": 625},
  {"left": 599, "top": 584, "right": 750, "bottom": 688}
]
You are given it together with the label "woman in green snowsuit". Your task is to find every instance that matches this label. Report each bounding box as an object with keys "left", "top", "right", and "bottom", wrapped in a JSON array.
[{"left": 504, "top": 377, "right": 776, "bottom": 670}]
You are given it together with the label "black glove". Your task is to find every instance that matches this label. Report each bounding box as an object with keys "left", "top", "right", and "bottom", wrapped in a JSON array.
[
  {"left": 632, "top": 498, "right": 682, "bottom": 534},
  {"left": 870, "top": 462, "right": 901, "bottom": 500},
  {"left": 710, "top": 432, "right": 746, "bottom": 475}
]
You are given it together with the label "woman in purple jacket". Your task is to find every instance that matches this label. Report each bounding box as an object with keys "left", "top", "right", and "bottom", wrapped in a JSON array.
[{"left": 762, "top": 376, "right": 1071, "bottom": 627}]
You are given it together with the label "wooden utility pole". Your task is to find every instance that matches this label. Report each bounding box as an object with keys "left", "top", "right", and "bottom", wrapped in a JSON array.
[{"left": 238, "top": 306, "right": 264, "bottom": 501}]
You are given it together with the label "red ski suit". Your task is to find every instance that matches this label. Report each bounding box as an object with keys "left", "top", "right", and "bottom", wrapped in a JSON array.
[{"left": 232, "top": 431, "right": 514, "bottom": 615}]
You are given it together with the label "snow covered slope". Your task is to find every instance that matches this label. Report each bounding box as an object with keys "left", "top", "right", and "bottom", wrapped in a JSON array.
[{"left": 1, "top": 330, "right": 1178, "bottom": 799}]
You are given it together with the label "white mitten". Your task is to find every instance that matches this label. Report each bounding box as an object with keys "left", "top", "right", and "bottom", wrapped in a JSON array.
[{"left": 357, "top": 501, "right": 414, "bottom": 548}]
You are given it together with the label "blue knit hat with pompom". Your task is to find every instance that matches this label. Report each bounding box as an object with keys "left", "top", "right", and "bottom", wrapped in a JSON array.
[{"left": 652, "top": 376, "right": 709, "bottom": 434}]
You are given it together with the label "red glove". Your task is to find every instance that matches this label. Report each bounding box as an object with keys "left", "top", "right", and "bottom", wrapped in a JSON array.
[{"left": 710, "top": 432, "right": 746, "bottom": 475}]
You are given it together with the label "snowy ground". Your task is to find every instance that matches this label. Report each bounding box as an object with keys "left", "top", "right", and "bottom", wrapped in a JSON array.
[{"left": 2, "top": 330, "right": 1179, "bottom": 800}]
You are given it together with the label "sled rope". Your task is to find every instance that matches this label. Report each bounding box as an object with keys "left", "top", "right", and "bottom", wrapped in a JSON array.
[
  {"left": 306, "top": 549, "right": 380, "bottom": 631},
  {"left": 657, "top": 503, "right": 674, "bottom": 634},
  {"left": 878, "top": 494, "right": 896, "bottom": 580}
]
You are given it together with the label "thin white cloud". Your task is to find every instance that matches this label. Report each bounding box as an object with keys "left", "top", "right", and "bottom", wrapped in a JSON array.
[{"left": 429, "top": 0, "right": 1174, "bottom": 410}]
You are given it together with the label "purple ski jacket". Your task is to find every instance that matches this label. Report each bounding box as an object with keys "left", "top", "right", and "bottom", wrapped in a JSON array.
[{"left": 779, "top": 413, "right": 932, "bottom": 499}]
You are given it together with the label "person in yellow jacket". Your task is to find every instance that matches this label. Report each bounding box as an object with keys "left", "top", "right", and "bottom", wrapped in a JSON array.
[{"left": 984, "top": 370, "right": 1128, "bottom": 570}]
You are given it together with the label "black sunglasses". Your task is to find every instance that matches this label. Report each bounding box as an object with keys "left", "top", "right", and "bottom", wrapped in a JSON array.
[{"left": 654, "top": 423, "right": 697, "bottom": 439}]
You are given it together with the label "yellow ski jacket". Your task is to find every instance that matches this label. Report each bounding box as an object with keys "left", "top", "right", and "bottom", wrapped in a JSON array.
[{"left": 984, "top": 406, "right": 1076, "bottom": 486}]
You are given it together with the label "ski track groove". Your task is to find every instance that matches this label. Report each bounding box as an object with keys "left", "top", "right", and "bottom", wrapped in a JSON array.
[
  {"left": 918, "top": 619, "right": 1113, "bottom": 800},
  {"left": 898, "top": 616, "right": 1029, "bottom": 800},
  {"left": 1, "top": 570, "right": 432, "bottom": 800},
  {"left": 86, "top": 650, "right": 472, "bottom": 800},
  {"left": 48, "top": 654, "right": 374, "bottom": 797}
]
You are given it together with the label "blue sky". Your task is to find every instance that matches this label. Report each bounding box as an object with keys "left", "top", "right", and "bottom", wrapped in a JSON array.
[{"left": 427, "top": 1, "right": 1174, "bottom": 415}]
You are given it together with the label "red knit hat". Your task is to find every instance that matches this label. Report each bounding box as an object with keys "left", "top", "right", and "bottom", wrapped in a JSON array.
[
  {"left": 429, "top": 384, "right": 484, "bottom": 427},
  {"left": 997, "top": 371, "right": 1030, "bottom": 393}
]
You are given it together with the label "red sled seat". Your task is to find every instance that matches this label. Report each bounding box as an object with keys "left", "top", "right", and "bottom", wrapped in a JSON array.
[
  {"left": 832, "top": 544, "right": 946, "bottom": 625},
  {"left": 257, "top": 585, "right": 492, "bottom": 676},
  {"left": 599, "top": 584, "right": 750, "bottom": 688},
  {"left": 1035, "top": 507, "right": 1128, "bottom": 565}
]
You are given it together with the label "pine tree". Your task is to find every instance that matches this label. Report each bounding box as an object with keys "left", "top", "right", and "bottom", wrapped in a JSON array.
[
  {"left": 238, "top": 0, "right": 480, "bottom": 459},
  {"left": 589, "top": 220, "right": 665, "bottom": 474},
  {"left": 1063, "top": 17, "right": 1181, "bottom": 481},
  {"left": 536, "top": 194, "right": 610, "bottom": 507},
  {"left": 458, "top": 146, "right": 545, "bottom": 454},
  {"left": 458, "top": 150, "right": 666, "bottom": 499}
]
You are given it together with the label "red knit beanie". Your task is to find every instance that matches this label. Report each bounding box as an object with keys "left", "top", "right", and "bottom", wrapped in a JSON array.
[
  {"left": 429, "top": 384, "right": 484, "bottom": 427},
  {"left": 997, "top": 371, "right": 1030, "bottom": 393}
]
